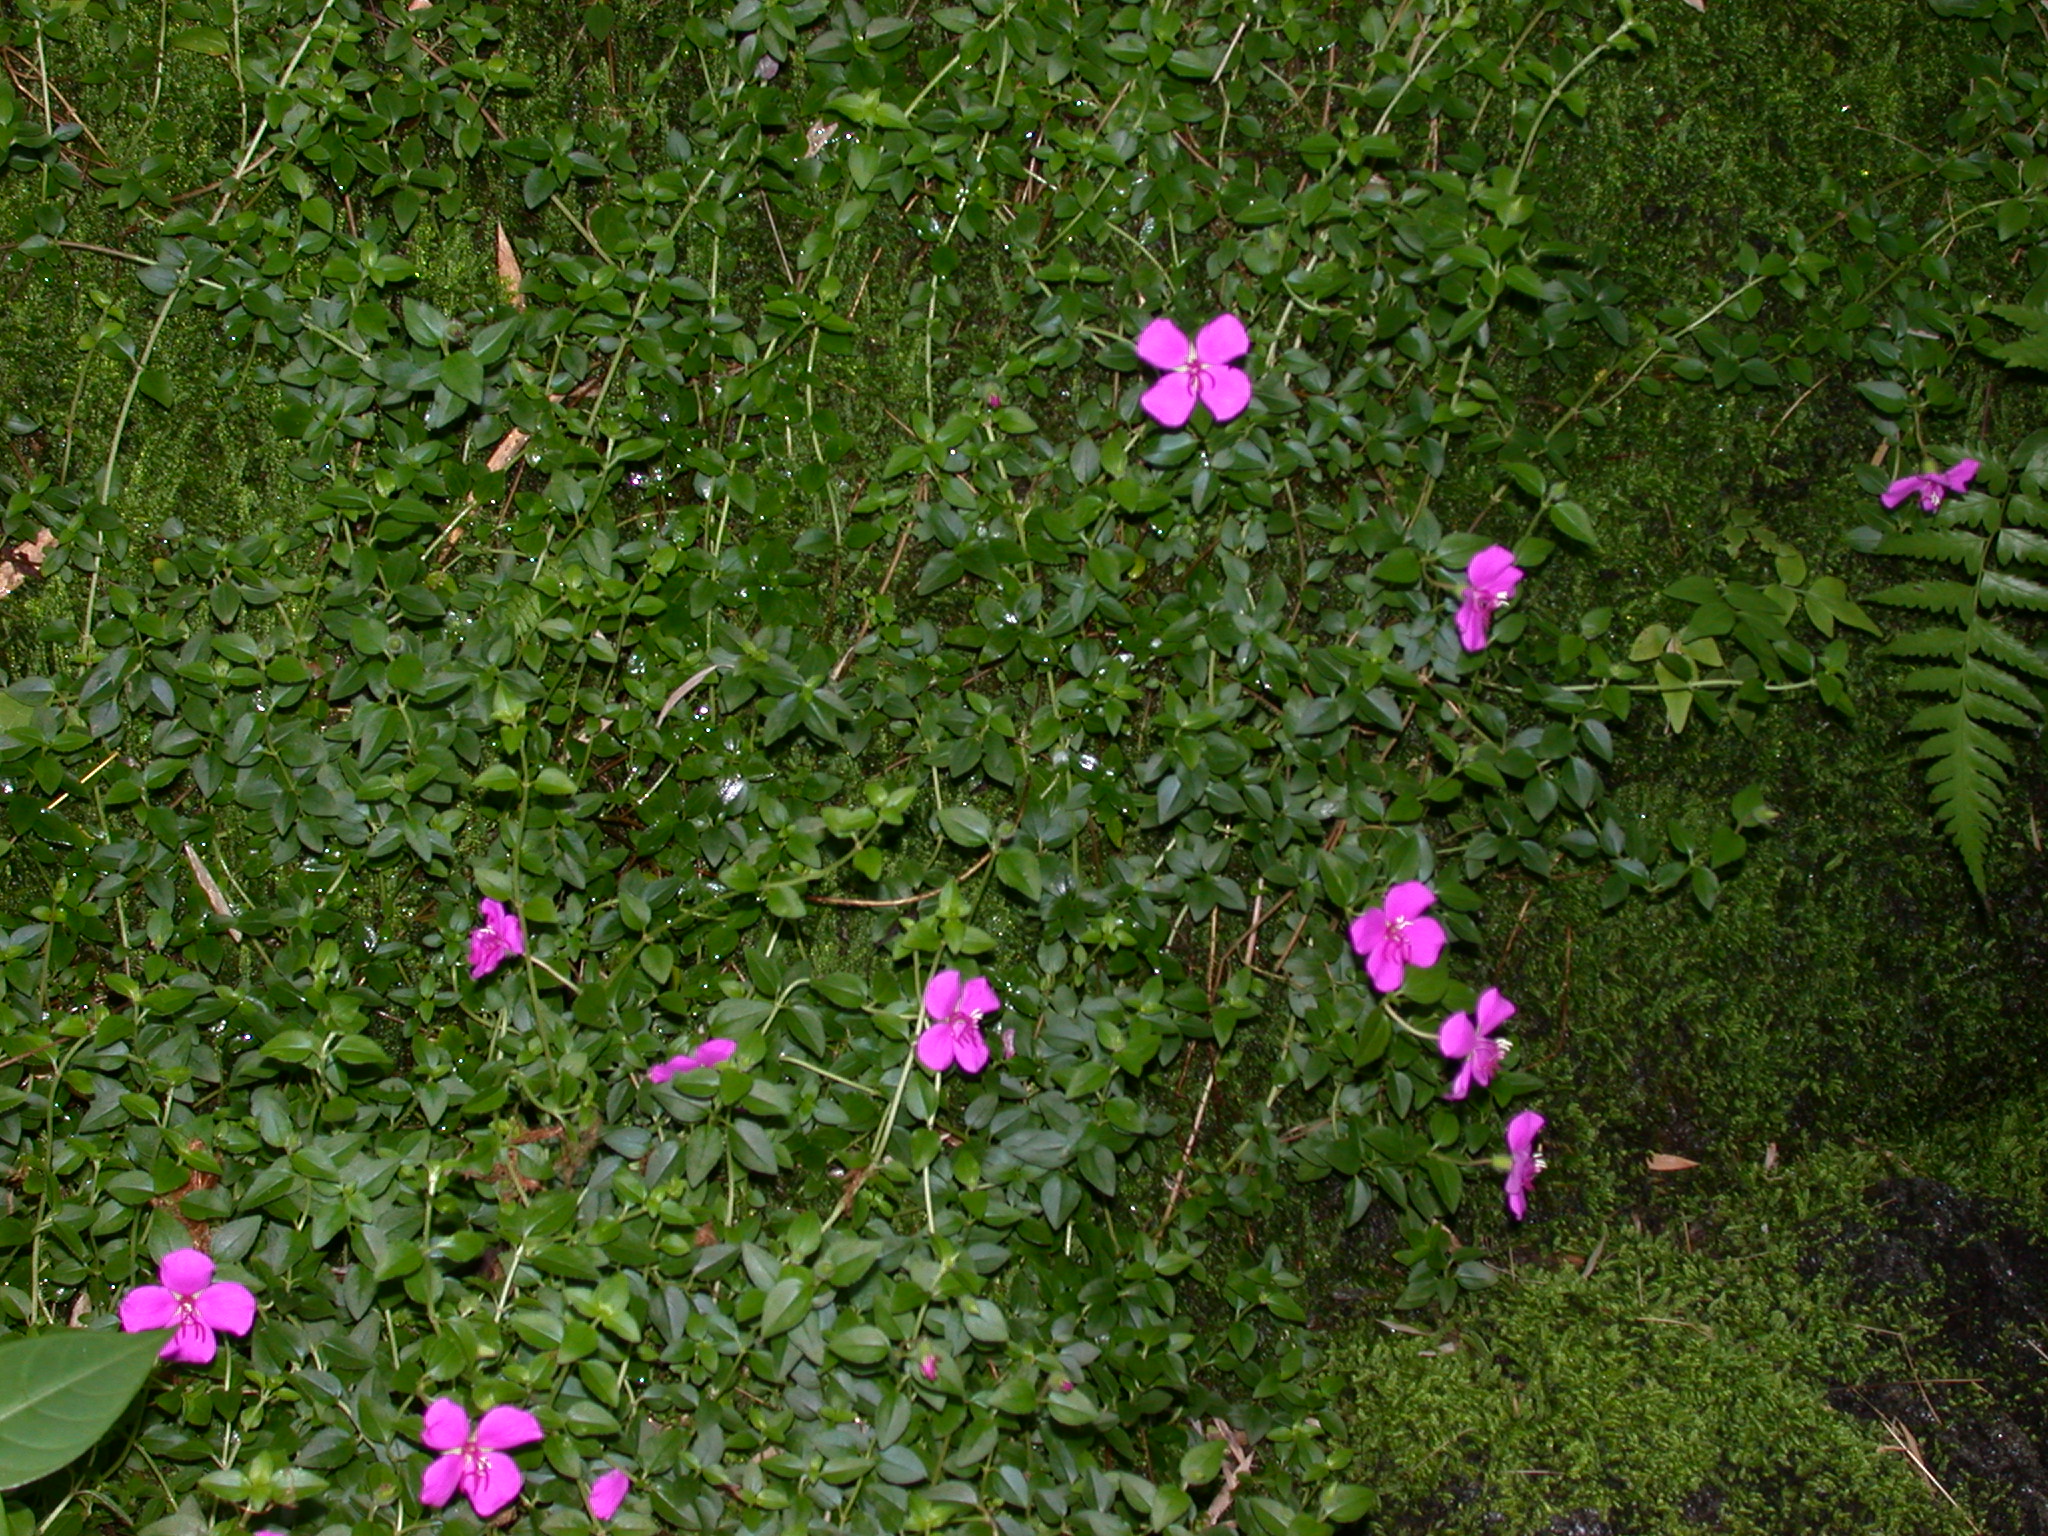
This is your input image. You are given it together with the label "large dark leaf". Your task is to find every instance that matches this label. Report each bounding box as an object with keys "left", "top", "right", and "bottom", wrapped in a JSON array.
[{"left": 0, "top": 1330, "right": 165, "bottom": 1490}]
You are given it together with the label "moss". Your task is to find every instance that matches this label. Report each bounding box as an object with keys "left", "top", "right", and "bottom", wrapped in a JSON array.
[
  {"left": 1423, "top": 0, "right": 2048, "bottom": 1222},
  {"left": 1323, "top": 1149, "right": 1969, "bottom": 1535}
]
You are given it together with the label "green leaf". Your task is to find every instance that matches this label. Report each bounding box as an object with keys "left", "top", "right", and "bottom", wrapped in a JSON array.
[
  {"left": 1179, "top": 1439, "right": 1226, "bottom": 1485},
  {"left": 1854, "top": 379, "right": 1910, "bottom": 413},
  {"left": 441, "top": 352, "right": 485, "bottom": 405},
  {"left": 936, "top": 804, "right": 992, "bottom": 846},
  {"left": 0, "top": 1329, "right": 168, "bottom": 1490},
  {"left": 758, "top": 1276, "right": 812, "bottom": 1337},
  {"left": 1547, "top": 499, "right": 1599, "bottom": 547}
]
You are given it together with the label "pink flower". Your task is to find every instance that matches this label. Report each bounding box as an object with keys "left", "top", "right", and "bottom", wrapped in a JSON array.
[
  {"left": 1455, "top": 545, "right": 1524, "bottom": 652},
  {"left": 418, "top": 1398, "right": 544, "bottom": 1518},
  {"left": 117, "top": 1248, "right": 257, "bottom": 1365},
  {"left": 586, "top": 1468, "right": 631, "bottom": 1522},
  {"left": 1504, "top": 1109, "right": 1547, "bottom": 1220},
  {"left": 1882, "top": 457, "right": 1978, "bottom": 513},
  {"left": 1348, "top": 882, "right": 1447, "bottom": 993},
  {"left": 1440, "top": 988, "right": 1515, "bottom": 1101},
  {"left": 920, "top": 1354, "right": 939, "bottom": 1381},
  {"left": 648, "top": 1037, "right": 737, "bottom": 1084},
  {"left": 1136, "top": 314, "right": 1252, "bottom": 427},
  {"left": 917, "top": 969, "right": 999, "bottom": 1073},
  {"left": 468, "top": 898, "right": 525, "bottom": 979}
]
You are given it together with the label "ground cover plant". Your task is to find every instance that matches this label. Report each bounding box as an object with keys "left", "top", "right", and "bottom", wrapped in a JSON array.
[{"left": 3, "top": 0, "right": 2048, "bottom": 1531}]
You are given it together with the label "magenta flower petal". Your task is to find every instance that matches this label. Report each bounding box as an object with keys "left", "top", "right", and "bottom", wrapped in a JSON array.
[
  {"left": 647, "top": 1059, "right": 678, "bottom": 1084},
  {"left": 118, "top": 1284, "right": 180, "bottom": 1333},
  {"left": 1197, "top": 365, "right": 1253, "bottom": 422},
  {"left": 1439, "top": 1011, "right": 1477, "bottom": 1060},
  {"left": 949, "top": 1021, "right": 991, "bottom": 1075},
  {"left": 1466, "top": 545, "right": 1521, "bottom": 591},
  {"left": 194, "top": 1280, "right": 257, "bottom": 1336},
  {"left": 1507, "top": 1109, "right": 1545, "bottom": 1156},
  {"left": 587, "top": 1469, "right": 631, "bottom": 1522},
  {"left": 1455, "top": 592, "right": 1492, "bottom": 652},
  {"left": 1194, "top": 312, "right": 1250, "bottom": 366},
  {"left": 468, "top": 898, "right": 525, "bottom": 979},
  {"left": 1475, "top": 987, "right": 1516, "bottom": 1033},
  {"left": 159, "top": 1248, "right": 214, "bottom": 1293},
  {"left": 465, "top": 1450, "right": 525, "bottom": 1518},
  {"left": 162, "top": 1318, "right": 220, "bottom": 1365},
  {"left": 1384, "top": 881, "right": 1436, "bottom": 920},
  {"left": 1879, "top": 474, "right": 1923, "bottom": 509},
  {"left": 1402, "top": 914, "right": 1447, "bottom": 971},
  {"left": 1937, "top": 458, "right": 1980, "bottom": 494},
  {"left": 421, "top": 1398, "right": 472, "bottom": 1452},
  {"left": 419, "top": 1453, "right": 465, "bottom": 1509},
  {"left": 1883, "top": 459, "right": 1979, "bottom": 514},
  {"left": 1351, "top": 884, "right": 1445, "bottom": 993},
  {"left": 1347, "top": 908, "right": 1385, "bottom": 958},
  {"left": 917, "top": 1020, "right": 959, "bottom": 1073},
  {"left": 1135, "top": 317, "right": 1192, "bottom": 371},
  {"left": 1141, "top": 371, "right": 1198, "bottom": 428},
  {"left": 921, "top": 970, "right": 998, "bottom": 1074},
  {"left": 920, "top": 1354, "right": 940, "bottom": 1381},
  {"left": 1505, "top": 1109, "right": 1547, "bottom": 1221},
  {"left": 1456, "top": 545, "right": 1524, "bottom": 653},
  {"left": 923, "top": 968, "right": 965, "bottom": 1022},
  {"left": 695, "top": 1037, "right": 738, "bottom": 1068},
  {"left": 958, "top": 977, "right": 999, "bottom": 1019},
  {"left": 473, "top": 1405, "right": 545, "bottom": 1450},
  {"left": 479, "top": 898, "right": 523, "bottom": 949}
]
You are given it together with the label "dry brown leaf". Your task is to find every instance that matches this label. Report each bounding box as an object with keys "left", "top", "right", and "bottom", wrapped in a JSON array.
[
  {"left": 182, "top": 842, "right": 243, "bottom": 942},
  {"left": 486, "top": 427, "right": 531, "bottom": 474},
  {"left": 495, "top": 223, "right": 525, "bottom": 308},
  {"left": 0, "top": 527, "right": 57, "bottom": 597},
  {"left": 15, "top": 528, "right": 55, "bottom": 569},
  {"left": 1681, "top": 0, "right": 1706, "bottom": 10},
  {"left": 1646, "top": 1153, "right": 1700, "bottom": 1172}
]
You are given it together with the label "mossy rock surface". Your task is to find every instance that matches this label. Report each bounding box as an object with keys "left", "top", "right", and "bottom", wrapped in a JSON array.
[{"left": 1321, "top": 1154, "right": 2048, "bottom": 1535}]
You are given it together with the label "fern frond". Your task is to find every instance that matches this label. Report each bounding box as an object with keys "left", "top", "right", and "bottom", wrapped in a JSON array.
[
  {"left": 2004, "top": 493, "right": 2048, "bottom": 531},
  {"left": 1880, "top": 627, "right": 1967, "bottom": 661},
  {"left": 1866, "top": 530, "right": 1985, "bottom": 569},
  {"left": 1904, "top": 695, "right": 2013, "bottom": 895},
  {"left": 1971, "top": 618, "right": 2048, "bottom": 682},
  {"left": 1960, "top": 655, "right": 2044, "bottom": 719},
  {"left": 1895, "top": 666, "right": 1962, "bottom": 697},
  {"left": 1979, "top": 570, "right": 2048, "bottom": 611},
  {"left": 1865, "top": 580, "right": 1976, "bottom": 616},
  {"left": 1986, "top": 331, "right": 2048, "bottom": 370},
  {"left": 1963, "top": 689, "right": 2036, "bottom": 732},
  {"left": 1987, "top": 302, "right": 2048, "bottom": 329},
  {"left": 1995, "top": 527, "right": 2048, "bottom": 566}
]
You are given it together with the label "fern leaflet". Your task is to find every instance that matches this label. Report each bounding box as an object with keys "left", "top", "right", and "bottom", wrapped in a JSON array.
[{"left": 1856, "top": 453, "right": 2048, "bottom": 895}]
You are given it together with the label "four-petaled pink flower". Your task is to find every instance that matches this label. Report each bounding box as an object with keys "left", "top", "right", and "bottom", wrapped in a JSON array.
[
  {"left": 1456, "top": 545, "right": 1524, "bottom": 653},
  {"left": 1883, "top": 458, "right": 1978, "bottom": 513},
  {"left": 917, "top": 969, "right": 1000, "bottom": 1074},
  {"left": 419, "top": 1398, "right": 545, "bottom": 1519},
  {"left": 1136, "top": 314, "right": 1253, "bottom": 427},
  {"left": 920, "top": 1353, "right": 940, "bottom": 1382},
  {"left": 468, "top": 898, "right": 526, "bottom": 979},
  {"left": 586, "top": 1468, "right": 631, "bottom": 1522},
  {"left": 1440, "top": 988, "right": 1515, "bottom": 1101},
  {"left": 649, "top": 1037, "right": 737, "bottom": 1084},
  {"left": 1504, "top": 1109, "right": 1547, "bottom": 1221},
  {"left": 117, "top": 1248, "right": 257, "bottom": 1364},
  {"left": 1348, "top": 882, "right": 1447, "bottom": 993}
]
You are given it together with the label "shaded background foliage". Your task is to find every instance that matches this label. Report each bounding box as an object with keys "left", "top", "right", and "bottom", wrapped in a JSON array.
[{"left": 0, "top": 0, "right": 2046, "bottom": 1533}]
